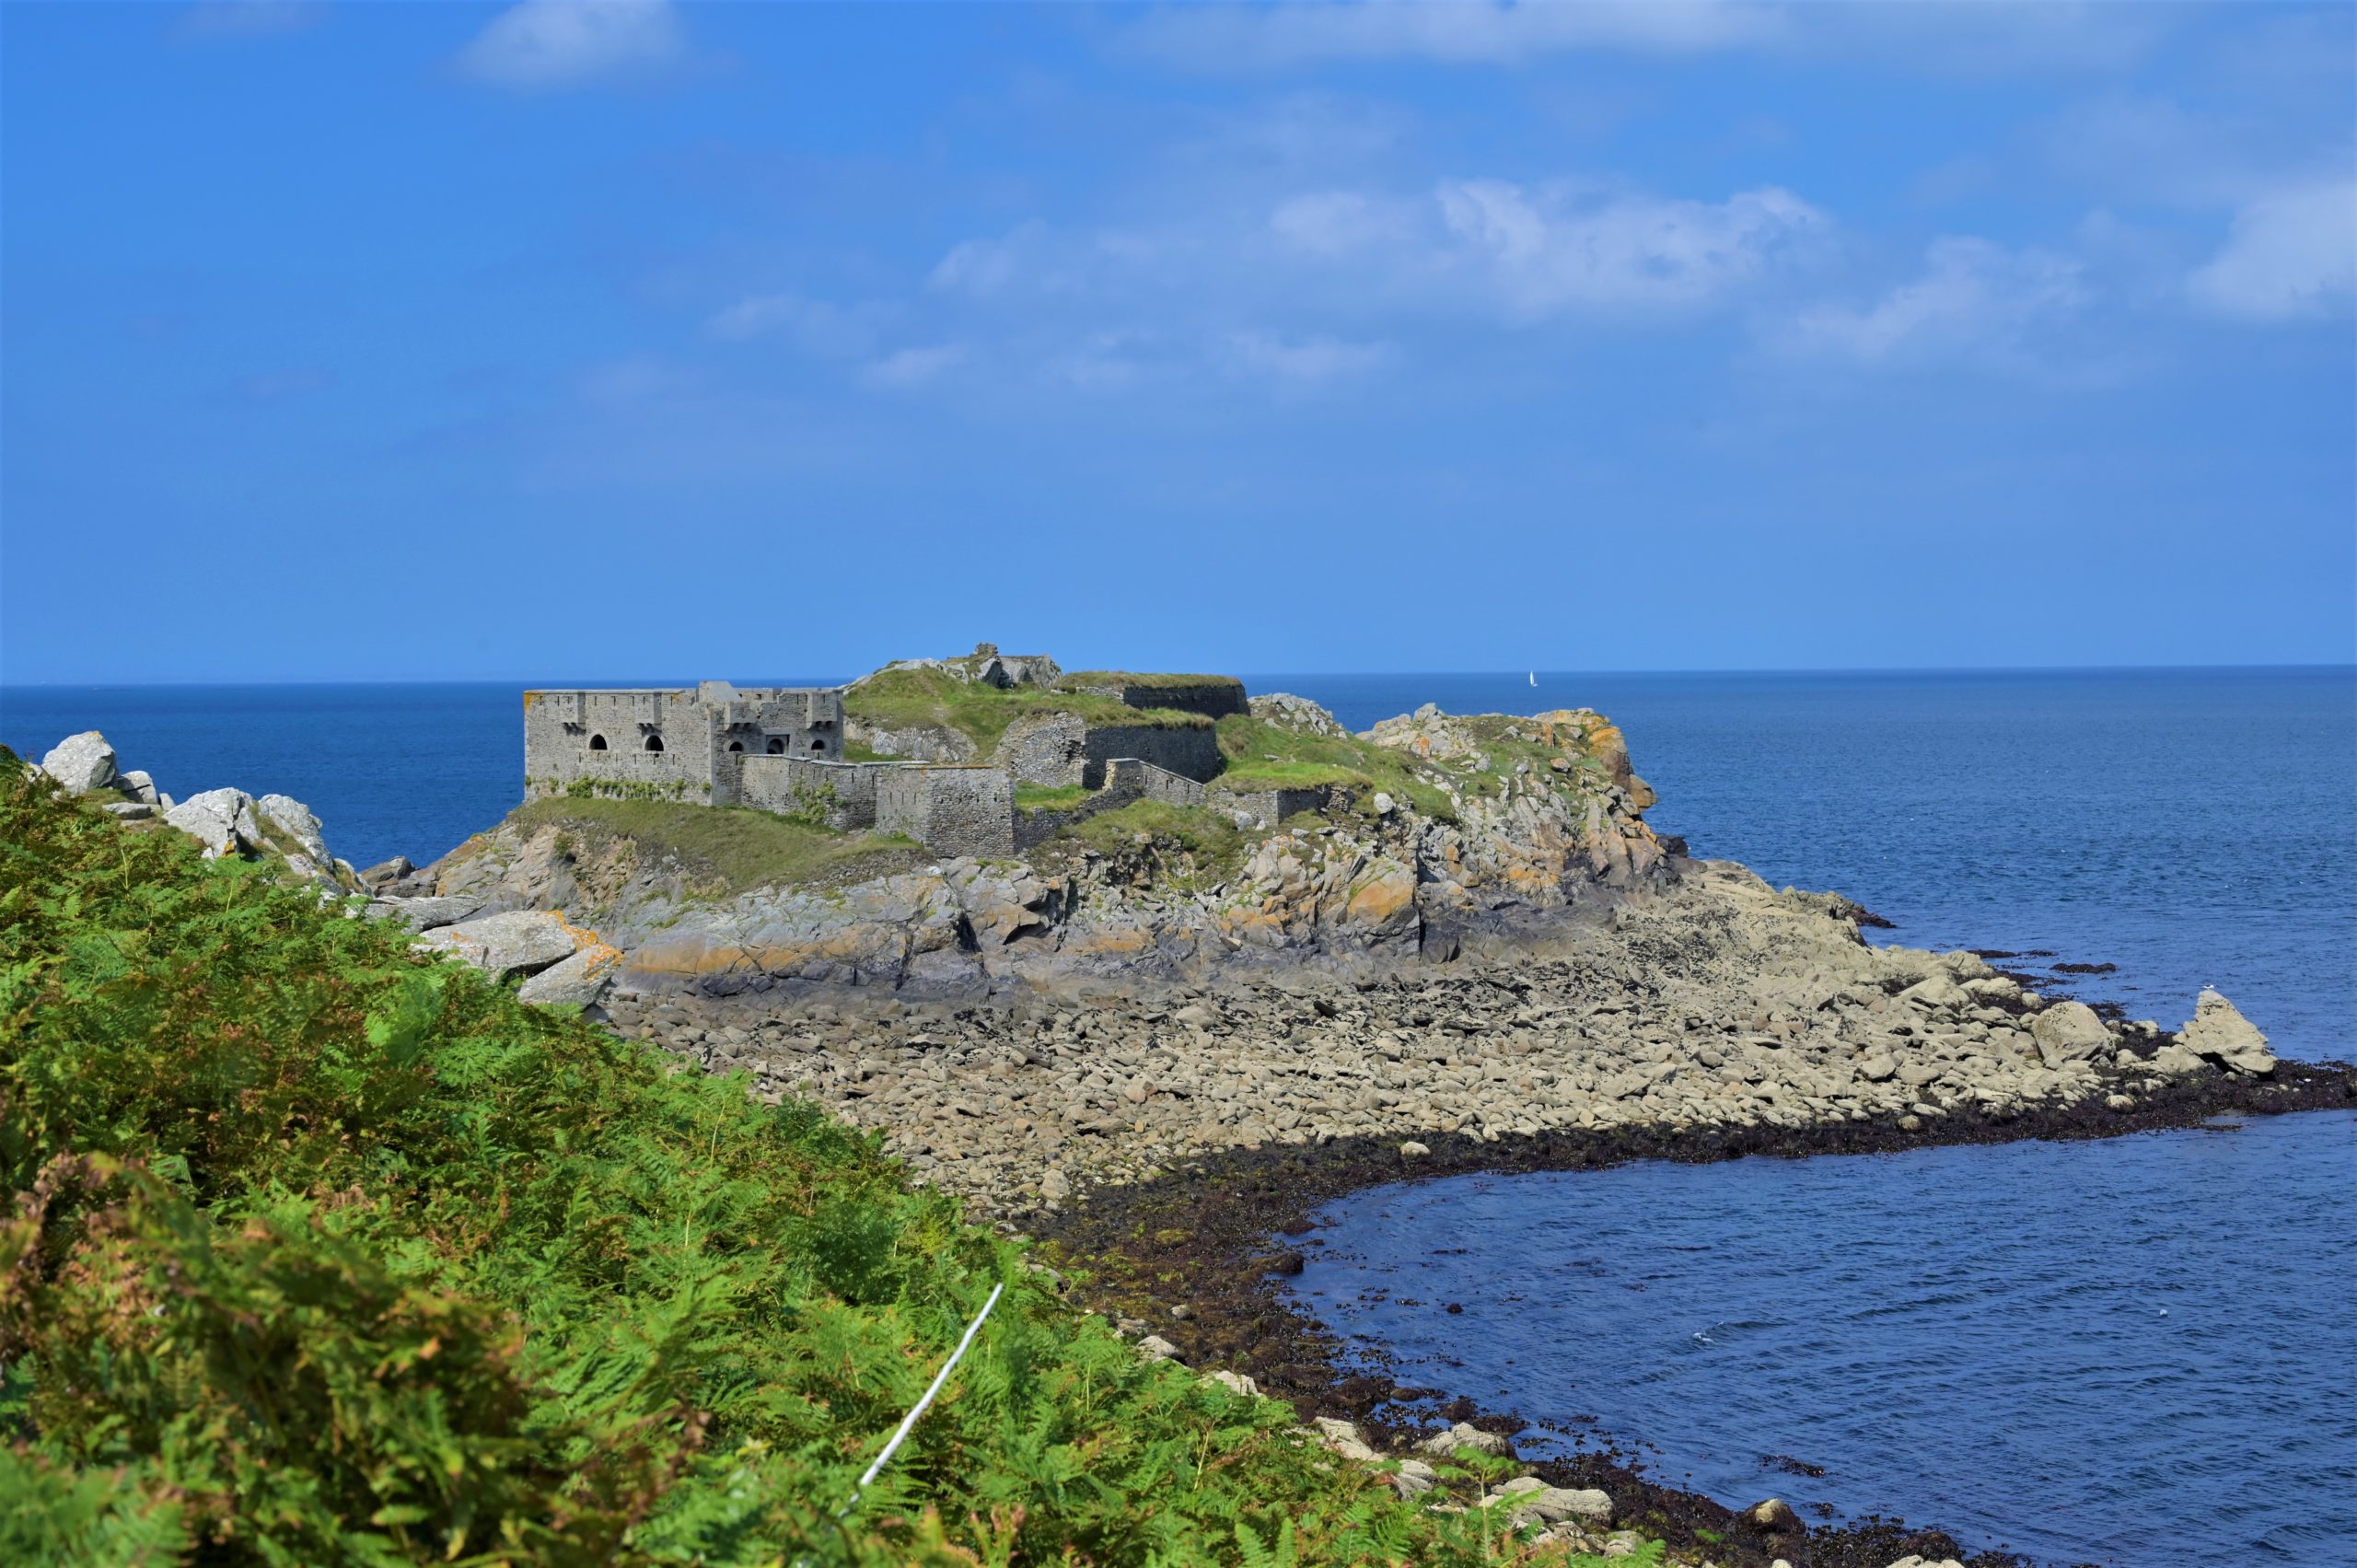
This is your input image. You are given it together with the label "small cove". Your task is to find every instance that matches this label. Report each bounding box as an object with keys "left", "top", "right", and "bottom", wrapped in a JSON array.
[{"left": 1286, "top": 1111, "right": 2357, "bottom": 1566}]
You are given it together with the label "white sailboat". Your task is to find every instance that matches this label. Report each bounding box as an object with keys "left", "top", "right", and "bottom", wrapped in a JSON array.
[{"left": 1527, "top": 670, "right": 1538, "bottom": 687}]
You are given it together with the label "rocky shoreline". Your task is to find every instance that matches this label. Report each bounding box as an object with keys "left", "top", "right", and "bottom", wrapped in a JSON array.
[{"left": 594, "top": 853, "right": 2298, "bottom": 1221}]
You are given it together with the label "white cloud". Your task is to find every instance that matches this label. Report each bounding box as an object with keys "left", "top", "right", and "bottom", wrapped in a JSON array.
[
  {"left": 928, "top": 222, "right": 1151, "bottom": 300},
  {"left": 1051, "top": 331, "right": 1159, "bottom": 394},
  {"left": 705, "top": 293, "right": 890, "bottom": 357},
  {"left": 930, "top": 230, "right": 1039, "bottom": 298},
  {"left": 1439, "top": 180, "right": 1826, "bottom": 313},
  {"left": 2187, "top": 181, "right": 2357, "bottom": 322},
  {"left": 1269, "top": 191, "right": 1409, "bottom": 258},
  {"left": 1120, "top": 0, "right": 2166, "bottom": 75},
  {"left": 1124, "top": 1, "right": 1782, "bottom": 71},
  {"left": 1225, "top": 331, "right": 1391, "bottom": 383},
  {"left": 859, "top": 344, "right": 967, "bottom": 391},
  {"left": 1783, "top": 238, "right": 2085, "bottom": 368},
  {"left": 454, "top": 0, "right": 684, "bottom": 91}
]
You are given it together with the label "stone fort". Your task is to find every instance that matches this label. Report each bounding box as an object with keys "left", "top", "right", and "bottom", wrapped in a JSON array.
[{"left": 522, "top": 653, "right": 1318, "bottom": 861}]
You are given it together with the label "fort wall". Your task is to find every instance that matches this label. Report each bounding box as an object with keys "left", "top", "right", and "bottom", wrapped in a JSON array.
[
  {"left": 1081, "top": 723, "right": 1222, "bottom": 787},
  {"left": 877, "top": 766, "right": 1015, "bottom": 859},
  {"left": 524, "top": 689, "right": 714, "bottom": 801},
  {"left": 1209, "top": 784, "right": 1335, "bottom": 829},
  {"left": 1059, "top": 675, "right": 1248, "bottom": 720}
]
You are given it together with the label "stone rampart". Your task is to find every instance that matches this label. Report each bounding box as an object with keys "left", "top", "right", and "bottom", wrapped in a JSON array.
[
  {"left": 1011, "top": 760, "right": 1212, "bottom": 851},
  {"left": 1059, "top": 675, "right": 1248, "bottom": 720},
  {"left": 877, "top": 766, "right": 1015, "bottom": 859},
  {"left": 1209, "top": 783, "right": 1334, "bottom": 828},
  {"left": 737, "top": 757, "right": 893, "bottom": 830},
  {"left": 1106, "top": 757, "right": 1208, "bottom": 806},
  {"left": 524, "top": 689, "right": 714, "bottom": 801},
  {"left": 1081, "top": 723, "right": 1221, "bottom": 788},
  {"left": 525, "top": 683, "right": 844, "bottom": 806}
]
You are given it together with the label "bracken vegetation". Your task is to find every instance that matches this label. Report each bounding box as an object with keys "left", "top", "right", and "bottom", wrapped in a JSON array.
[{"left": 0, "top": 754, "right": 1627, "bottom": 1567}]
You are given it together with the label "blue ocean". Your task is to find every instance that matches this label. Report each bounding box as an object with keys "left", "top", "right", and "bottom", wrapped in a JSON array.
[{"left": 5, "top": 668, "right": 2351, "bottom": 1563}]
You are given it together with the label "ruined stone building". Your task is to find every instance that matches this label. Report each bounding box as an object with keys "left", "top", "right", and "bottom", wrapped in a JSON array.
[
  {"left": 521, "top": 659, "right": 1310, "bottom": 863},
  {"left": 523, "top": 681, "right": 845, "bottom": 806}
]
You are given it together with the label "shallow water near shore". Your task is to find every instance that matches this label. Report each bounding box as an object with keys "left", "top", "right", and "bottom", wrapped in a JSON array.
[{"left": 1290, "top": 1110, "right": 2357, "bottom": 1566}]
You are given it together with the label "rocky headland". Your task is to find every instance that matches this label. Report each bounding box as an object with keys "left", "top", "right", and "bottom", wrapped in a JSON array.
[{"left": 28, "top": 670, "right": 2354, "bottom": 1568}]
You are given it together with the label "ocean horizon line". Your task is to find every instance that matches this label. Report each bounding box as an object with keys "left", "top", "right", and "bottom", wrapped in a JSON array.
[{"left": 3, "top": 660, "right": 2351, "bottom": 693}]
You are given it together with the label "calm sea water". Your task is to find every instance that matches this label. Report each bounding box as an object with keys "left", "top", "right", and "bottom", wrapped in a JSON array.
[
  {"left": 1291, "top": 1114, "right": 2357, "bottom": 1566},
  {"left": 5, "top": 668, "right": 2353, "bottom": 1562}
]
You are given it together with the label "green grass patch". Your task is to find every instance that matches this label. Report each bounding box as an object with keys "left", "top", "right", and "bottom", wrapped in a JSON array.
[
  {"left": 845, "top": 667, "right": 1207, "bottom": 758},
  {"left": 1058, "top": 798, "right": 1248, "bottom": 884},
  {"left": 0, "top": 754, "right": 1565, "bottom": 1567},
  {"left": 1054, "top": 670, "right": 1244, "bottom": 693},
  {"left": 1013, "top": 782, "right": 1095, "bottom": 813},
  {"left": 507, "top": 796, "right": 922, "bottom": 894},
  {"left": 1211, "top": 760, "right": 1367, "bottom": 794},
  {"left": 1213, "top": 714, "right": 1457, "bottom": 820}
]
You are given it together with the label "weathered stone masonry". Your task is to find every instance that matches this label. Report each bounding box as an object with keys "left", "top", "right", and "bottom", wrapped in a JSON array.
[
  {"left": 522, "top": 666, "right": 1259, "bottom": 862},
  {"left": 993, "top": 712, "right": 1224, "bottom": 789},
  {"left": 525, "top": 681, "right": 843, "bottom": 805},
  {"left": 740, "top": 755, "right": 1015, "bottom": 857}
]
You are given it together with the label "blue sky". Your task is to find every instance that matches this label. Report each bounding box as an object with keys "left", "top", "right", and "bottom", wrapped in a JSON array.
[{"left": 3, "top": 0, "right": 2351, "bottom": 683}]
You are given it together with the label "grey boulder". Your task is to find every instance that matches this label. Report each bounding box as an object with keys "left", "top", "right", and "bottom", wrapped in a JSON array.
[
  {"left": 415, "top": 909, "right": 584, "bottom": 978},
  {"left": 118, "top": 769, "right": 160, "bottom": 806},
  {"left": 165, "top": 788, "right": 263, "bottom": 858},
  {"left": 256, "top": 794, "right": 331, "bottom": 864},
  {"left": 1417, "top": 1421, "right": 1513, "bottom": 1459},
  {"left": 515, "top": 943, "right": 621, "bottom": 1006},
  {"left": 366, "top": 895, "right": 480, "bottom": 932},
  {"left": 2029, "top": 1000, "right": 2111, "bottom": 1066},
  {"left": 2177, "top": 989, "right": 2276, "bottom": 1076},
  {"left": 1527, "top": 1486, "right": 1613, "bottom": 1524},
  {"left": 40, "top": 731, "right": 118, "bottom": 795}
]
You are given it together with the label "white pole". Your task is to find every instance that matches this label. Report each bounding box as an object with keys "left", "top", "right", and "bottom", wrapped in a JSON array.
[{"left": 841, "top": 1281, "right": 1005, "bottom": 1512}]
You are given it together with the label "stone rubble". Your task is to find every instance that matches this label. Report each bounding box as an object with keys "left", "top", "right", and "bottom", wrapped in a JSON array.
[{"left": 593, "top": 854, "right": 2261, "bottom": 1220}]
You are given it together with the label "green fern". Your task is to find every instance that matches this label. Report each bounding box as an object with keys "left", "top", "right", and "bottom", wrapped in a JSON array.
[{"left": 0, "top": 754, "right": 1668, "bottom": 1567}]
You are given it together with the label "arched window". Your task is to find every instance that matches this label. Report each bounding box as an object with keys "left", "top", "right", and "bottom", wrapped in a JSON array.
[
  {"left": 726, "top": 740, "right": 744, "bottom": 753},
  {"left": 587, "top": 734, "right": 608, "bottom": 751},
  {"left": 765, "top": 738, "right": 785, "bottom": 755},
  {"left": 644, "top": 733, "right": 665, "bottom": 753},
  {"left": 809, "top": 738, "right": 826, "bottom": 753}
]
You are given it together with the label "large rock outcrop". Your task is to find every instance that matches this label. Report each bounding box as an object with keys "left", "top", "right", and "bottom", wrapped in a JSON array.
[
  {"left": 38, "top": 731, "right": 119, "bottom": 796},
  {"left": 2177, "top": 988, "right": 2277, "bottom": 1076}
]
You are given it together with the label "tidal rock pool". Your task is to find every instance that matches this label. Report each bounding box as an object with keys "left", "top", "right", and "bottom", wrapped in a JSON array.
[{"left": 1287, "top": 1110, "right": 2357, "bottom": 1566}]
